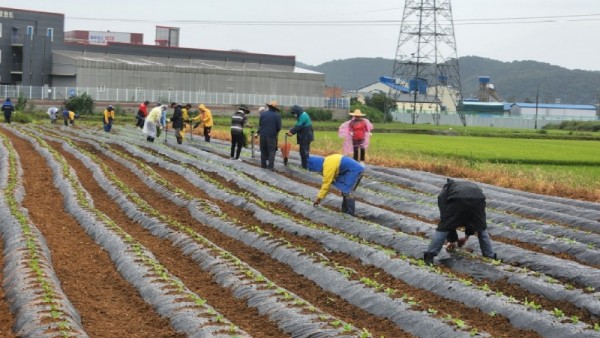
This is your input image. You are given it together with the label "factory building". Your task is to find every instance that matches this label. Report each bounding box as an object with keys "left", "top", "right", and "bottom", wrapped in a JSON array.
[{"left": 0, "top": 7, "right": 325, "bottom": 106}]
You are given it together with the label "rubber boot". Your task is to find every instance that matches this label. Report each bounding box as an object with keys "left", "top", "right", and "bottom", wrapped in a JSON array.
[
  {"left": 177, "top": 137, "right": 183, "bottom": 144},
  {"left": 424, "top": 252, "right": 435, "bottom": 266}
]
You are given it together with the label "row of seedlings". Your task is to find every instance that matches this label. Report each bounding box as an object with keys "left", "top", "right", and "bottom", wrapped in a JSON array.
[
  {"left": 63, "top": 125, "right": 600, "bottom": 333},
  {"left": 91, "top": 129, "right": 600, "bottom": 336},
  {"left": 368, "top": 166, "right": 600, "bottom": 225},
  {"left": 160, "top": 133, "right": 600, "bottom": 335},
  {"left": 11, "top": 126, "right": 250, "bottom": 337},
  {"left": 247, "top": 159, "right": 600, "bottom": 327},
  {"left": 349, "top": 173, "right": 600, "bottom": 268},
  {"left": 359, "top": 174, "right": 600, "bottom": 261},
  {"left": 61, "top": 126, "right": 485, "bottom": 337},
  {"left": 31, "top": 126, "right": 369, "bottom": 338},
  {"left": 0, "top": 128, "right": 87, "bottom": 337}
]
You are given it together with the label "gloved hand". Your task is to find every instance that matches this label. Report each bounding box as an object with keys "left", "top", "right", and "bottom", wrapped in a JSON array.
[
  {"left": 446, "top": 242, "right": 456, "bottom": 252},
  {"left": 313, "top": 197, "right": 321, "bottom": 207},
  {"left": 457, "top": 237, "right": 468, "bottom": 247}
]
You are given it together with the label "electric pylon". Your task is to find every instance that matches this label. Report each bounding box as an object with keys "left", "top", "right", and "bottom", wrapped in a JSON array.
[{"left": 390, "top": 0, "right": 465, "bottom": 126}]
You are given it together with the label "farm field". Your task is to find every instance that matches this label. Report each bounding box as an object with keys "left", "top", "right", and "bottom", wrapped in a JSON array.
[{"left": 1, "top": 123, "right": 600, "bottom": 337}]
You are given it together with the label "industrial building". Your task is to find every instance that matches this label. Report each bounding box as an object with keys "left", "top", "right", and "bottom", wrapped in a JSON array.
[
  {"left": 0, "top": 7, "right": 326, "bottom": 107},
  {"left": 509, "top": 103, "right": 598, "bottom": 120}
]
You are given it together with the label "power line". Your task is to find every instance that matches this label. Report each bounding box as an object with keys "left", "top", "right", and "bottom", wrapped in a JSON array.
[{"left": 66, "top": 13, "right": 600, "bottom": 26}]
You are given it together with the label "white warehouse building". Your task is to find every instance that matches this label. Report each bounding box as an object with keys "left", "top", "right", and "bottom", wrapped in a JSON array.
[{"left": 510, "top": 103, "right": 598, "bottom": 120}]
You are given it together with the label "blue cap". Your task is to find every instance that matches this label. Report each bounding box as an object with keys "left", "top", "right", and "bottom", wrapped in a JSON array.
[{"left": 307, "top": 156, "right": 324, "bottom": 172}]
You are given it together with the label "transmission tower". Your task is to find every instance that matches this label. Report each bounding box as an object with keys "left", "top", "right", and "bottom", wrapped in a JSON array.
[{"left": 390, "top": 0, "right": 465, "bottom": 126}]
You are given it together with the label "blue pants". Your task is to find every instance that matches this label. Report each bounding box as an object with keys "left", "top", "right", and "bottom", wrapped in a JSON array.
[{"left": 425, "top": 230, "right": 494, "bottom": 258}]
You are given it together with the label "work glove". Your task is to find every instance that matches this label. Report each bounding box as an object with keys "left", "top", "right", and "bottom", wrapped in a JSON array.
[
  {"left": 313, "top": 197, "right": 321, "bottom": 207},
  {"left": 457, "top": 237, "right": 468, "bottom": 247}
]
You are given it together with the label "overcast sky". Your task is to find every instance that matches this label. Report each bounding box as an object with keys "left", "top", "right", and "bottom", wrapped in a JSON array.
[{"left": 3, "top": 0, "right": 600, "bottom": 71}]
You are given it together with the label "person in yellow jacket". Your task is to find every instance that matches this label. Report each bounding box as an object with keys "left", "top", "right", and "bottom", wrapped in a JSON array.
[
  {"left": 103, "top": 105, "right": 115, "bottom": 132},
  {"left": 191, "top": 104, "right": 213, "bottom": 142},
  {"left": 307, "top": 154, "right": 365, "bottom": 216},
  {"left": 175, "top": 103, "right": 192, "bottom": 139},
  {"left": 62, "top": 108, "right": 76, "bottom": 126}
]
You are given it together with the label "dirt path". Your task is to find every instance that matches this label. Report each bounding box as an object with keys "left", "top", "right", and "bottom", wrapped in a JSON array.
[
  {"left": 46, "top": 139, "right": 290, "bottom": 337},
  {"left": 6, "top": 130, "right": 183, "bottom": 338}
]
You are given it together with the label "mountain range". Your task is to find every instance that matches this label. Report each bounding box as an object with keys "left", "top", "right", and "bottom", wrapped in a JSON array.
[{"left": 298, "top": 56, "right": 600, "bottom": 105}]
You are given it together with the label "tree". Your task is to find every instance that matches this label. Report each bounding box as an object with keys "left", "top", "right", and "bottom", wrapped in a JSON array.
[
  {"left": 64, "top": 92, "right": 95, "bottom": 115},
  {"left": 364, "top": 92, "right": 392, "bottom": 122}
]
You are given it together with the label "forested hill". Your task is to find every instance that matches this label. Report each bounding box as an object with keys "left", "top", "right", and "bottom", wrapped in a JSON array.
[{"left": 298, "top": 56, "right": 600, "bottom": 104}]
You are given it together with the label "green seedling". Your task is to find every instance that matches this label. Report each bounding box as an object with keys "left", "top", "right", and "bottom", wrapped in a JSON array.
[{"left": 552, "top": 308, "right": 564, "bottom": 318}]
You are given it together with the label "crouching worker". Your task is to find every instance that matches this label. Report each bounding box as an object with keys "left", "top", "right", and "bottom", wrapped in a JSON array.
[
  {"left": 424, "top": 179, "right": 496, "bottom": 265},
  {"left": 307, "top": 154, "right": 364, "bottom": 216}
]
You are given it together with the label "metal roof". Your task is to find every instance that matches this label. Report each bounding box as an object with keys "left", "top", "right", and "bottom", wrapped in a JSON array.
[{"left": 513, "top": 103, "right": 597, "bottom": 110}]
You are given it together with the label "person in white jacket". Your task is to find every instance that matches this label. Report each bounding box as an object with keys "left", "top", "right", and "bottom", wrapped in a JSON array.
[
  {"left": 143, "top": 105, "right": 166, "bottom": 142},
  {"left": 47, "top": 106, "right": 59, "bottom": 123}
]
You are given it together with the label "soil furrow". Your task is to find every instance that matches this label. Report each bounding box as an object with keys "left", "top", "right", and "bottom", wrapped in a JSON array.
[
  {"left": 5, "top": 129, "right": 183, "bottom": 337},
  {"left": 45, "top": 138, "right": 293, "bottom": 337},
  {"left": 0, "top": 134, "right": 16, "bottom": 338},
  {"left": 63, "top": 137, "right": 415, "bottom": 337},
  {"left": 101, "top": 140, "right": 544, "bottom": 337},
  {"left": 141, "top": 147, "right": 541, "bottom": 337}
]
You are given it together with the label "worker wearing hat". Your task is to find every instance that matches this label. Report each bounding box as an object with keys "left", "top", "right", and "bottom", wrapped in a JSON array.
[
  {"left": 340, "top": 109, "right": 373, "bottom": 165},
  {"left": 103, "top": 105, "right": 115, "bottom": 132},
  {"left": 190, "top": 104, "right": 213, "bottom": 142},
  {"left": 256, "top": 100, "right": 282, "bottom": 170}
]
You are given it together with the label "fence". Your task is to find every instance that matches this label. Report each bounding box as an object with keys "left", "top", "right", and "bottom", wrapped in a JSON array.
[
  {"left": 1, "top": 85, "right": 350, "bottom": 109},
  {"left": 392, "top": 112, "right": 599, "bottom": 129}
]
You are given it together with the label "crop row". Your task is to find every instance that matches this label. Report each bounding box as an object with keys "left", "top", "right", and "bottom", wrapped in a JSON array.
[{"left": 56, "top": 125, "right": 600, "bottom": 331}]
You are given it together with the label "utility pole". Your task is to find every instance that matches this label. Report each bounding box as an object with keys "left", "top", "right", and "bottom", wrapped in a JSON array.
[
  {"left": 390, "top": 0, "right": 465, "bottom": 126},
  {"left": 534, "top": 85, "right": 540, "bottom": 130}
]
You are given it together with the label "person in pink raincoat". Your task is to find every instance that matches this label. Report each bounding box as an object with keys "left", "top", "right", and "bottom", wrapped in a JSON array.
[{"left": 338, "top": 109, "right": 373, "bottom": 164}]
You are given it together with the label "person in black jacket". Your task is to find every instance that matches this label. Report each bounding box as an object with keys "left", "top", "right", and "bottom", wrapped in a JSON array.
[
  {"left": 424, "top": 179, "right": 496, "bottom": 265},
  {"left": 256, "top": 101, "right": 281, "bottom": 170},
  {"left": 2, "top": 98, "right": 14, "bottom": 124},
  {"left": 286, "top": 105, "right": 314, "bottom": 169},
  {"left": 171, "top": 103, "right": 184, "bottom": 144}
]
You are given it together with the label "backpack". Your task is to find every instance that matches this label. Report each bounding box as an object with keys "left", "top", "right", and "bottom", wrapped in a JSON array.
[{"left": 349, "top": 119, "right": 366, "bottom": 141}]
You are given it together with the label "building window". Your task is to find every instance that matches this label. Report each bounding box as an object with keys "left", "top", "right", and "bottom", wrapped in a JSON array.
[
  {"left": 97, "top": 85, "right": 106, "bottom": 93},
  {"left": 26, "top": 26, "right": 34, "bottom": 39},
  {"left": 47, "top": 28, "right": 54, "bottom": 41}
]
